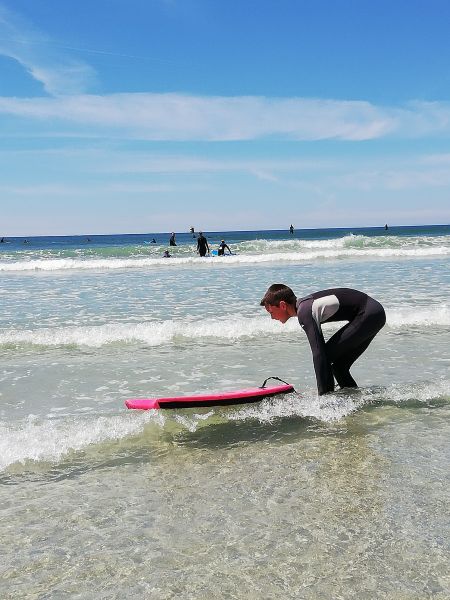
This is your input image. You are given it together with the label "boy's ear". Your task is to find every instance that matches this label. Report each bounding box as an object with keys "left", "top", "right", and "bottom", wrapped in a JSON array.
[{"left": 279, "top": 300, "right": 286, "bottom": 310}]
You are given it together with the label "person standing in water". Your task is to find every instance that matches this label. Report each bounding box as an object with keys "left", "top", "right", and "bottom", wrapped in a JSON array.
[
  {"left": 289, "top": 224, "right": 294, "bottom": 234},
  {"left": 196, "top": 232, "right": 210, "bottom": 257},
  {"left": 217, "top": 240, "right": 232, "bottom": 256},
  {"left": 169, "top": 232, "right": 177, "bottom": 246},
  {"left": 260, "top": 284, "right": 385, "bottom": 396}
]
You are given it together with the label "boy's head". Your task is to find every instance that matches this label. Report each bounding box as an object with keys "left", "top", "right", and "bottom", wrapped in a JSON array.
[{"left": 260, "top": 284, "right": 297, "bottom": 323}]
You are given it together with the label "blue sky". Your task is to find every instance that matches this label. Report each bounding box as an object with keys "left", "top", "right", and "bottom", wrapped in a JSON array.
[{"left": 1, "top": 0, "right": 450, "bottom": 235}]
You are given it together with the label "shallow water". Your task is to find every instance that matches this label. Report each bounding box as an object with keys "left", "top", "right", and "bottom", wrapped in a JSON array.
[{"left": 1, "top": 226, "right": 449, "bottom": 598}]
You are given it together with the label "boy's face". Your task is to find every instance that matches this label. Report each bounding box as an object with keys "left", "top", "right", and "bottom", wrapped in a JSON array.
[{"left": 265, "top": 301, "right": 290, "bottom": 324}]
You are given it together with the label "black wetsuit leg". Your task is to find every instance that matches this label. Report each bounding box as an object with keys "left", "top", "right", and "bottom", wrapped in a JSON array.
[{"left": 325, "top": 297, "right": 386, "bottom": 389}]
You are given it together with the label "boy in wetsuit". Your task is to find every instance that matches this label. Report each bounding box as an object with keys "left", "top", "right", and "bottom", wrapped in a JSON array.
[
  {"left": 260, "top": 284, "right": 386, "bottom": 395},
  {"left": 218, "top": 240, "right": 232, "bottom": 256}
]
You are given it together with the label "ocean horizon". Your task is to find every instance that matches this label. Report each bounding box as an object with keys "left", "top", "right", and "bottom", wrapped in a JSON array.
[{"left": 2, "top": 222, "right": 449, "bottom": 242}]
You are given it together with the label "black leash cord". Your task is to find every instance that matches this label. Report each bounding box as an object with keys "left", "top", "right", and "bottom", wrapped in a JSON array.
[{"left": 260, "top": 376, "right": 294, "bottom": 389}]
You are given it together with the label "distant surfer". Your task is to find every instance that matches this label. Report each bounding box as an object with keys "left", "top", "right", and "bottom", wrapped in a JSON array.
[
  {"left": 289, "top": 224, "right": 294, "bottom": 234},
  {"left": 151, "top": 238, "right": 156, "bottom": 243},
  {"left": 0, "top": 237, "right": 5, "bottom": 243},
  {"left": 260, "top": 285, "right": 386, "bottom": 396},
  {"left": 169, "top": 232, "right": 177, "bottom": 246},
  {"left": 217, "top": 240, "right": 232, "bottom": 256},
  {"left": 196, "top": 232, "right": 210, "bottom": 257}
]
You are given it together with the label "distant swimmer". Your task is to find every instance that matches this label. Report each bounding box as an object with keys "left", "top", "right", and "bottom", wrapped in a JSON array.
[
  {"left": 260, "top": 284, "right": 386, "bottom": 396},
  {"left": 217, "top": 240, "right": 232, "bottom": 256},
  {"left": 0, "top": 237, "right": 5, "bottom": 243},
  {"left": 151, "top": 238, "right": 156, "bottom": 243},
  {"left": 196, "top": 232, "right": 210, "bottom": 257},
  {"left": 289, "top": 224, "right": 294, "bottom": 234},
  {"left": 169, "top": 232, "right": 177, "bottom": 246},
  {"left": 163, "top": 250, "right": 171, "bottom": 258},
  {"left": 384, "top": 224, "right": 389, "bottom": 230}
]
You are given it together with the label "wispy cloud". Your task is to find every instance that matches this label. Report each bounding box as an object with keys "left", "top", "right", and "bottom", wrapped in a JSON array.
[
  {"left": 0, "top": 5, "right": 448, "bottom": 143},
  {"left": 0, "top": 4, "right": 95, "bottom": 95},
  {"left": 1, "top": 92, "right": 450, "bottom": 141},
  {"left": 3, "top": 146, "right": 450, "bottom": 193},
  {"left": 419, "top": 153, "right": 450, "bottom": 166},
  {"left": 335, "top": 168, "right": 450, "bottom": 192}
]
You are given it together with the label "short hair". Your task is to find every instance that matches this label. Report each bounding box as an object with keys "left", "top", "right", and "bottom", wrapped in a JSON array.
[{"left": 260, "top": 284, "right": 297, "bottom": 307}]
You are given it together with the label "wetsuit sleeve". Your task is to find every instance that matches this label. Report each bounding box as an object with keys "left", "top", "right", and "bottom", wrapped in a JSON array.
[{"left": 298, "top": 299, "right": 335, "bottom": 395}]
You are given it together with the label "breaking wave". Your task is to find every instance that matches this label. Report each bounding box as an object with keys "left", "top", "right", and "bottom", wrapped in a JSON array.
[
  {"left": 1, "top": 306, "right": 448, "bottom": 349},
  {"left": 1, "top": 234, "right": 448, "bottom": 272},
  {"left": 1, "top": 379, "right": 448, "bottom": 473}
]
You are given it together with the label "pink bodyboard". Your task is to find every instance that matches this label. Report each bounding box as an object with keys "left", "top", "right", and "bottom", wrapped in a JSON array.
[{"left": 125, "top": 383, "right": 294, "bottom": 410}]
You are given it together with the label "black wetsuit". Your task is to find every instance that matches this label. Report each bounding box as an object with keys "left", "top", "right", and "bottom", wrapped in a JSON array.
[
  {"left": 197, "top": 235, "right": 209, "bottom": 257},
  {"left": 218, "top": 242, "right": 231, "bottom": 256},
  {"left": 296, "top": 288, "right": 386, "bottom": 395}
]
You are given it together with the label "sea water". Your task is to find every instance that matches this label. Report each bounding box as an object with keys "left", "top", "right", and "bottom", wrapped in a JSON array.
[{"left": 0, "top": 225, "right": 449, "bottom": 599}]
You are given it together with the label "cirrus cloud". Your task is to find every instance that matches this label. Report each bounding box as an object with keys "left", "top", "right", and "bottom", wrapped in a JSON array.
[
  {"left": 2, "top": 92, "right": 450, "bottom": 141},
  {"left": 0, "top": 4, "right": 96, "bottom": 95}
]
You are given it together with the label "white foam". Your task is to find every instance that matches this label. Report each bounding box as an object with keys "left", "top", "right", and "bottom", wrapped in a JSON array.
[
  {"left": 0, "top": 316, "right": 296, "bottom": 348},
  {"left": 2, "top": 379, "right": 448, "bottom": 471},
  {"left": 369, "top": 379, "right": 450, "bottom": 404},
  {"left": 228, "top": 379, "right": 450, "bottom": 424},
  {"left": 1, "top": 306, "right": 448, "bottom": 349},
  {"left": 241, "top": 237, "right": 350, "bottom": 251},
  {"left": 0, "top": 412, "right": 161, "bottom": 471},
  {"left": 1, "top": 243, "right": 448, "bottom": 272},
  {"left": 387, "top": 305, "right": 450, "bottom": 328},
  {"left": 228, "top": 390, "right": 364, "bottom": 423}
]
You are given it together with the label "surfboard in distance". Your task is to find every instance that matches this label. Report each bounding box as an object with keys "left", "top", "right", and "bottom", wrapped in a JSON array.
[
  {"left": 125, "top": 382, "right": 294, "bottom": 410},
  {"left": 210, "top": 250, "right": 235, "bottom": 256}
]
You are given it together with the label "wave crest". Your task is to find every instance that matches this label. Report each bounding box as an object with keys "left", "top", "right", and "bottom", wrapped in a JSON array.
[
  {"left": 1, "top": 234, "right": 449, "bottom": 272},
  {"left": 1, "top": 306, "right": 448, "bottom": 349},
  {"left": 1, "top": 379, "right": 448, "bottom": 472}
]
